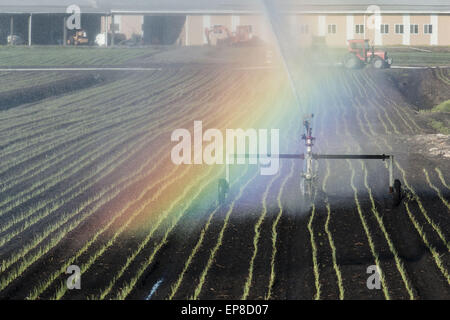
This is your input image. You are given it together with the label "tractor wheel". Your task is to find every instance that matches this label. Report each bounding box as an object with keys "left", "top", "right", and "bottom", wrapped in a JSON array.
[
  {"left": 372, "top": 58, "right": 385, "bottom": 69},
  {"left": 344, "top": 53, "right": 360, "bottom": 69},
  {"left": 391, "top": 179, "right": 402, "bottom": 207},
  {"left": 386, "top": 57, "right": 393, "bottom": 68}
]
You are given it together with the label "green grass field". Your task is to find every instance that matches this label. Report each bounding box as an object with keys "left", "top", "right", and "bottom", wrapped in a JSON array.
[
  {"left": 326, "top": 46, "right": 450, "bottom": 66},
  {"left": 0, "top": 45, "right": 449, "bottom": 67}
]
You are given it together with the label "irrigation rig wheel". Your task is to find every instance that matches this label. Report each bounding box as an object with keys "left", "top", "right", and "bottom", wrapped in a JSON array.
[{"left": 218, "top": 179, "right": 229, "bottom": 205}]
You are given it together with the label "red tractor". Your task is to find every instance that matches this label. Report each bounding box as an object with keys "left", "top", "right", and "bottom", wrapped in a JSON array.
[{"left": 343, "top": 39, "right": 393, "bottom": 69}]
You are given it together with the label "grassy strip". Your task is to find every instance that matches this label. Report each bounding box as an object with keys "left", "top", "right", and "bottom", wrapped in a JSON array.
[{"left": 0, "top": 47, "right": 155, "bottom": 66}]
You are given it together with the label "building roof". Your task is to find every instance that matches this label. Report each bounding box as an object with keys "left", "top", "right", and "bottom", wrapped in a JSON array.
[{"left": 0, "top": 0, "right": 449, "bottom": 14}]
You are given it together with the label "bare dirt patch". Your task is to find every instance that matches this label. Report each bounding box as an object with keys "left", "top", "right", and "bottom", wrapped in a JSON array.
[{"left": 386, "top": 68, "right": 450, "bottom": 110}]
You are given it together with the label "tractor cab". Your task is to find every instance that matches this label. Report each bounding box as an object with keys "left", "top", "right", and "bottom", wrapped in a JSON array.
[
  {"left": 348, "top": 39, "right": 371, "bottom": 62},
  {"left": 344, "top": 39, "right": 393, "bottom": 69},
  {"left": 205, "top": 25, "right": 232, "bottom": 46}
]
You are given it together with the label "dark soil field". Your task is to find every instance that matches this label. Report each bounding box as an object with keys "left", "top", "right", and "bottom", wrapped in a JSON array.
[{"left": 0, "top": 47, "right": 448, "bottom": 300}]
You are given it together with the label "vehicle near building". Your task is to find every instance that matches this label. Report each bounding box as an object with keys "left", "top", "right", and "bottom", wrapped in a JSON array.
[
  {"left": 67, "top": 30, "right": 89, "bottom": 46},
  {"left": 7, "top": 34, "right": 24, "bottom": 45},
  {"left": 205, "top": 25, "right": 259, "bottom": 46},
  {"left": 343, "top": 39, "right": 393, "bottom": 69}
]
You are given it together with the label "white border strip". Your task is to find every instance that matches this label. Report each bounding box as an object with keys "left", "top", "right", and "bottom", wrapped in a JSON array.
[{"left": 2, "top": 9, "right": 450, "bottom": 15}]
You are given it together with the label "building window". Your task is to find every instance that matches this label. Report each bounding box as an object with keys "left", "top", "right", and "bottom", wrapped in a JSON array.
[
  {"left": 328, "top": 24, "right": 337, "bottom": 34},
  {"left": 355, "top": 24, "right": 364, "bottom": 34},
  {"left": 424, "top": 24, "right": 433, "bottom": 34},
  {"left": 111, "top": 24, "right": 120, "bottom": 32},
  {"left": 395, "top": 24, "right": 404, "bottom": 34},
  {"left": 300, "top": 24, "right": 309, "bottom": 34},
  {"left": 410, "top": 24, "right": 419, "bottom": 34},
  {"left": 380, "top": 24, "right": 389, "bottom": 34}
]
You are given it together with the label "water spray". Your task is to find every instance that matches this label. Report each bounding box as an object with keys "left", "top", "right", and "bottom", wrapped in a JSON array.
[{"left": 260, "top": 0, "right": 302, "bottom": 111}]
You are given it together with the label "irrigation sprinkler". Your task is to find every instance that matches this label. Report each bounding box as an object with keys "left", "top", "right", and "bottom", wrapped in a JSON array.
[{"left": 218, "top": 115, "right": 402, "bottom": 207}]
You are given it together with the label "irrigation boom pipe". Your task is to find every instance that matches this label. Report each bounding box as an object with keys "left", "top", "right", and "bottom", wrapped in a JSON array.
[
  {"left": 220, "top": 115, "right": 397, "bottom": 203},
  {"left": 224, "top": 153, "right": 395, "bottom": 189}
]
